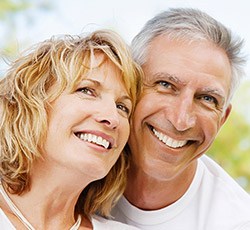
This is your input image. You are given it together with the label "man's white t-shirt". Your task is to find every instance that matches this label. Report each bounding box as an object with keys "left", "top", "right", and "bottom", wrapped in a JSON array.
[
  {"left": 0, "top": 209, "right": 139, "bottom": 230},
  {"left": 112, "top": 155, "right": 250, "bottom": 230}
]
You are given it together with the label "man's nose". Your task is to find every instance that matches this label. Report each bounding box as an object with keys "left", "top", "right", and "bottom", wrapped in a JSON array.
[{"left": 167, "top": 95, "right": 197, "bottom": 131}]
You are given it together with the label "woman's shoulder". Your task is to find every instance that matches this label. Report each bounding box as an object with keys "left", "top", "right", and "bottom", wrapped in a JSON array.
[
  {"left": 0, "top": 208, "right": 16, "bottom": 229},
  {"left": 92, "top": 215, "right": 139, "bottom": 230}
]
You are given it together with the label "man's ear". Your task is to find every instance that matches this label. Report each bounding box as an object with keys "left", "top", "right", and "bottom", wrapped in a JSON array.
[{"left": 220, "top": 103, "right": 232, "bottom": 126}]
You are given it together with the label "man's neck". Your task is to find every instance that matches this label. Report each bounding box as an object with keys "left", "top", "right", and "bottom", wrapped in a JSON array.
[{"left": 124, "top": 161, "right": 197, "bottom": 210}]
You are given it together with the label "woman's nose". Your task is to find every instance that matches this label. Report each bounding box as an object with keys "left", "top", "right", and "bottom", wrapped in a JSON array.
[{"left": 95, "top": 101, "right": 120, "bottom": 129}]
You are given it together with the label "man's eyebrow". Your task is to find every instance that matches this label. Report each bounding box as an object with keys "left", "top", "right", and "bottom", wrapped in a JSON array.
[
  {"left": 200, "top": 88, "right": 226, "bottom": 103},
  {"left": 152, "top": 72, "right": 186, "bottom": 85}
]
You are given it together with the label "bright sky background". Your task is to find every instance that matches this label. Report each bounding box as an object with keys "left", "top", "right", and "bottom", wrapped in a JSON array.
[{"left": 2, "top": 0, "right": 250, "bottom": 75}]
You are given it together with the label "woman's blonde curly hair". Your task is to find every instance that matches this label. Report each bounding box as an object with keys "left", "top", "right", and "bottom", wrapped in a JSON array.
[{"left": 0, "top": 29, "right": 142, "bottom": 217}]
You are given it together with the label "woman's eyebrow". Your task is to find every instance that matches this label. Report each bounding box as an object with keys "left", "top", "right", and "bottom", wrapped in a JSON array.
[
  {"left": 120, "top": 95, "right": 132, "bottom": 102},
  {"left": 80, "top": 79, "right": 101, "bottom": 86}
]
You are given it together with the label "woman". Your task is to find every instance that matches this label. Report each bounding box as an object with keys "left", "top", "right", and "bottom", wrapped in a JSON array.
[{"left": 0, "top": 30, "right": 141, "bottom": 229}]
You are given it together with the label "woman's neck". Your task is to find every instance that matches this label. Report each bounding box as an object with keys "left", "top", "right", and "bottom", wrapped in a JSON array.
[{"left": 1, "top": 160, "right": 94, "bottom": 229}]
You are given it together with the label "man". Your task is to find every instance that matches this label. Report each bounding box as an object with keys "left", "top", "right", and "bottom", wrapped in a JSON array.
[{"left": 112, "top": 8, "right": 250, "bottom": 230}]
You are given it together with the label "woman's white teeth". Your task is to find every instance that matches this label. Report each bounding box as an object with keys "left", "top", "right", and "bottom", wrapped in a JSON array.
[
  {"left": 78, "top": 133, "right": 110, "bottom": 149},
  {"left": 152, "top": 128, "right": 187, "bottom": 148}
]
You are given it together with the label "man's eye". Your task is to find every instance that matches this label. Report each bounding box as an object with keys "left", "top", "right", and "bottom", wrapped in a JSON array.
[
  {"left": 117, "top": 104, "right": 130, "bottom": 116},
  {"left": 201, "top": 95, "right": 218, "bottom": 105},
  {"left": 158, "top": 81, "right": 172, "bottom": 88}
]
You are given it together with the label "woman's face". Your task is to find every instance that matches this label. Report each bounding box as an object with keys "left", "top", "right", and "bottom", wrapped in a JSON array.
[{"left": 42, "top": 54, "right": 132, "bottom": 181}]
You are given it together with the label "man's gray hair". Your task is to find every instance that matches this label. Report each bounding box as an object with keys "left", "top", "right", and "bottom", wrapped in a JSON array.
[{"left": 131, "top": 7, "right": 246, "bottom": 106}]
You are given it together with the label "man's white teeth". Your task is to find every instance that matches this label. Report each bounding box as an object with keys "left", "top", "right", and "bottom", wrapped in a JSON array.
[
  {"left": 78, "top": 133, "right": 110, "bottom": 149},
  {"left": 152, "top": 128, "right": 187, "bottom": 148}
]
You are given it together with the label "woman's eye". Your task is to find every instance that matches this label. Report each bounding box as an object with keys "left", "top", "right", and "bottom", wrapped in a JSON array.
[
  {"left": 117, "top": 104, "right": 130, "bottom": 116},
  {"left": 78, "top": 87, "right": 95, "bottom": 96}
]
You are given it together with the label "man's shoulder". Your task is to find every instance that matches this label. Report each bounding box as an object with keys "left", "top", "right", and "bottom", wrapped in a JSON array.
[
  {"left": 199, "top": 155, "right": 250, "bottom": 207},
  {"left": 200, "top": 155, "right": 248, "bottom": 194},
  {"left": 111, "top": 156, "right": 250, "bottom": 229}
]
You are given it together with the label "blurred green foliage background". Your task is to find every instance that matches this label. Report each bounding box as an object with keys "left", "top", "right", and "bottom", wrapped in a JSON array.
[
  {"left": 1, "top": 0, "right": 250, "bottom": 192},
  {"left": 208, "top": 81, "right": 250, "bottom": 192}
]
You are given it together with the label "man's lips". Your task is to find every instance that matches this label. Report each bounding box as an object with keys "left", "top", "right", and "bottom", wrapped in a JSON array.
[{"left": 74, "top": 132, "right": 113, "bottom": 149}]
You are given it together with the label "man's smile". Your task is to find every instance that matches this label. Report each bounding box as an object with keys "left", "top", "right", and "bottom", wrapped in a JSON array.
[{"left": 148, "top": 125, "right": 192, "bottom": 149}]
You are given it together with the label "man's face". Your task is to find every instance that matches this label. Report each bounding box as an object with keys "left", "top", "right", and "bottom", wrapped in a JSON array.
[{"left": 129, "top": 35, "right": 232, "bottom": 181}]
